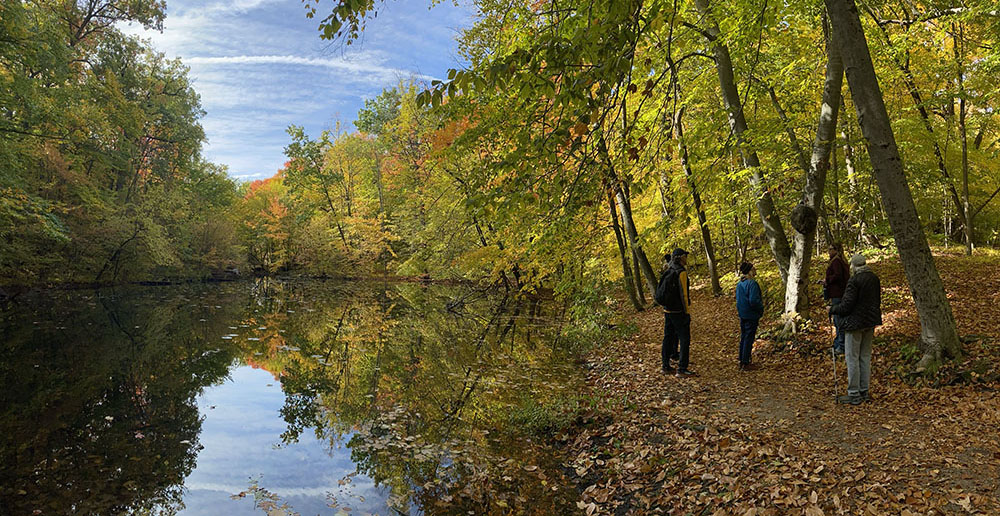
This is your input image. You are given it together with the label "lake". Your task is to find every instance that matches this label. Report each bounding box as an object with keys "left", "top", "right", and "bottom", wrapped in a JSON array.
[{"left": 1, "top": 280, "right": 586, "bottom": 515}]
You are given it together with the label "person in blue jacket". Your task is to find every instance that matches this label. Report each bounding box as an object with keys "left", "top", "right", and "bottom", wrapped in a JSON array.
[{"left": 735, "top": 262, "right": 764, "bottom": 370}]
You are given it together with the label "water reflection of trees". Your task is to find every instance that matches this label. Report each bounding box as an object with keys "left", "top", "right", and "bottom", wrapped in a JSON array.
[
  {"left": 0, "top": 286, "right": 242, "bottom": 515},
  {"left": 2, "top": 281, "right": 581, "bottom": 515},
  {"left": 260, "top": 282, "right": 581, "bottom": 514}
]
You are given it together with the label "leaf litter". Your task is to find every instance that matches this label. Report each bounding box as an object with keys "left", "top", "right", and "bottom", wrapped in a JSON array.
[{"left": 560, "top": 254, "right": 1000, "bottom": 515}]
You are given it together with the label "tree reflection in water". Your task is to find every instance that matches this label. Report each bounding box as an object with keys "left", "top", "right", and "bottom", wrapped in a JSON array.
[
  {"left": 1, "top": 280, "right": 584, "bottom": 515},
  {"left": 265, "top": 282, "right": 583, "bottom": 514},
  {"left": 0, "top": 286, "right": 242, "bottom": 515}
]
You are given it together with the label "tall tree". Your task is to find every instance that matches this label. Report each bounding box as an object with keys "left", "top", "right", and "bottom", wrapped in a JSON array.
[
  {"left": 824, "top": 0, "right": 961, "bottom": 367},
  {"left": 783, "top": 20, "right": 844, "bottom": 320},
  {"left": 691, "top": 0, "right": 793, "bottom": 284}
]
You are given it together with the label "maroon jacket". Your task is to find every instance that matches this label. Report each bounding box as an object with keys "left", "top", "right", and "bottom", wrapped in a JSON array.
[{"left": 825, "top": 257, "right": 850, "bottom": 299}]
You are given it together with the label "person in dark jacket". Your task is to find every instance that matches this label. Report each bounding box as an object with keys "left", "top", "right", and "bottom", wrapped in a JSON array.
[
  {"left": 735, "top": 262, "right": 764, "bottom": 370},
  {"left": 661, "top": 248, "right": 695, "bottom": 377},
  {"left": 821, "top": 242, "right": 850, "bottom": 354},
  {"left": 829, "top": 254, "right": 882, "bottom": 405}
]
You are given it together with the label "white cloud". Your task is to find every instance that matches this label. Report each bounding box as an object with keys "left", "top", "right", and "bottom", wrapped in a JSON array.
[
  {"left": 184, "top": 54, "right": 436, "bottom": 83},
  {"left": 118, "top": 0, "right": 472, "bottom": 178}
]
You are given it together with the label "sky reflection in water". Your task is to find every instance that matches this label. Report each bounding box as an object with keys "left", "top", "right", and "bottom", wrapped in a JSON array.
[
  {"left": 1, "top": 280, "right": 579, "bottom": 515},
  {"left": 180, "top": 366, "right": 387, "bottom": 515}
]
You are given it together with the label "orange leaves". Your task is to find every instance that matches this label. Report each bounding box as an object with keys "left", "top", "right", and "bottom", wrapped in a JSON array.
[{"left": 428, "top": 117, "right": 472, "bottom": 153}]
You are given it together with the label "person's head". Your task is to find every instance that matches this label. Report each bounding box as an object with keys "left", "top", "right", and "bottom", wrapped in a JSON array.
[
  {"left": 850, "top": 253, "right": 867, "bottom": 272},
  {"left": 739, "top": 262, "right": 755, "bottom": 277},
  {"left": 672, "top": 248, "right": 689, "bottom": 266},
  {"left": 828, "top": 242, "right": 844, "bottom": 260}
]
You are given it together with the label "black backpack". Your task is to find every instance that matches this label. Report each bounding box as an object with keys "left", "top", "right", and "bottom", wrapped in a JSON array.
[{"left": 654, "top": 267, "right": 680, "bottom": 307}]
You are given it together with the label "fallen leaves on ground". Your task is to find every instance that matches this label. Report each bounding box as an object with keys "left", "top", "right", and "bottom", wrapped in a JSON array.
[{"left": 560, "top": 255, "right": 1000, "bottom": 515}]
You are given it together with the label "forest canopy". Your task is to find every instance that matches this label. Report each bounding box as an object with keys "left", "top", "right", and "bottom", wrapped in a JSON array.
[
  {"left": 3, "top": 0, "right": 1000, "bottom": 367},
  {"left": 1, "top": 0, "right": 241, "bottom": 284}
]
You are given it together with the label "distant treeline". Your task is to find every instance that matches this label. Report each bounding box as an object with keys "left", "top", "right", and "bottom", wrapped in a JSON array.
[{"left": 1, "top": 1, "right": 242, "bottom": 286}]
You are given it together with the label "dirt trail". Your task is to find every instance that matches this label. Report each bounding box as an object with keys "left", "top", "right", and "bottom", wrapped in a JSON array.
[{"left": 567, "top": 256, "right": 1000, "bottom": 515}]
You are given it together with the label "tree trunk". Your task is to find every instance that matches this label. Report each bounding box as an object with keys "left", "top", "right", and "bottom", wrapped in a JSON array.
[
  {"left": 841, "top": 102, "right": 857, "bottom": 193},
  {"left": 693, "top": 0, "right": 792, "bottom": 285},
  {"left": 675, "top": 107, "right": 722, "bottom": 296},
  {"left": 622, "top": 182, "right": 649, "bottom": 304},
  {"left": 954, "top": 25, "right": 973, "bottom": 256},
  {"left": 615, "top": 185, "right": 659, "bottom": 294},
  {"left": 658, "top": 169, "right": 672, "bottom": 220},
  {"left": 783, "top": 29, "right": 844, "bottom": 322},
  {"left": 608, "top": 190, "right": 643, "bottom": 311},
  {"left": 599, "top": 136, "right": 659, "bottom": 293},
  {"left": 829, "top": 128, "right": 841, "bottom": 244},
  {"left": 825, "top": 0, "right": 962, "bottom": 368},
  {"left": 631, "top": 248, "right": 648, "bottom": 304}
]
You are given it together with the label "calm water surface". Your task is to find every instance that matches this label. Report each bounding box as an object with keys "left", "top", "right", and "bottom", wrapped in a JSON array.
[{"left": 1, "top": 280, "right": 584, "bottom": 515}]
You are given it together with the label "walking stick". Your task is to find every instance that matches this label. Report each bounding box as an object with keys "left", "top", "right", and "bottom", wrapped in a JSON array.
[{"left": 830, "top": 314, "right": 838, "bottom": 399}]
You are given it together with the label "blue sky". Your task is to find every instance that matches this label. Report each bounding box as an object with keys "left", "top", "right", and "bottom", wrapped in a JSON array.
[{"left": 121, "top": 0, "right": 474, "bottom": 181}]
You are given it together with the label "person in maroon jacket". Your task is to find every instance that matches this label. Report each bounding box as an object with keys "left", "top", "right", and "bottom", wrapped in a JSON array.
[{"left": 820, "top": 242, "right": 850, "bottom": 354}]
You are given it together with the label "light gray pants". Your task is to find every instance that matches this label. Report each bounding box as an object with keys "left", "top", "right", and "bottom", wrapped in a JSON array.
[{"left": 845, "top": 327, "right": 874, "bottom": 397}]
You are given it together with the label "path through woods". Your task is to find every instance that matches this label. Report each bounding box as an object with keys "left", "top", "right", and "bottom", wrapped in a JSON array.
[{"left": 565, "top": 254, "right": 1000, "bottom": 515}]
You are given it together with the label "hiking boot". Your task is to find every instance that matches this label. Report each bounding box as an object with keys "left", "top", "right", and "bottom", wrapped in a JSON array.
[
  {"left": 831, "top": 346, "right": 845, "bottom": 355},
  {"left": 860, "top": 391, "right": 871, "bottom": 402},
  {"left": 837, "top": 394, "right": 863, "bottom": 405},
  {"left": 742, "top": 363, "right": 759, "bottom": 371},
  {"left": 661, "top": 365, "right": 676, "bottom": 374},
  {"left": 675, "top": 369, "right": 697, "bottom": 378}
]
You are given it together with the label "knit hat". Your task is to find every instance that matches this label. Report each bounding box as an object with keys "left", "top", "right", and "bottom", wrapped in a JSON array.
[
  {"left": 672, "top": 248, "right": 690, "bottom": 258},
  {"left": 850, "top": 253, "right": 867, "bottom": 267}
]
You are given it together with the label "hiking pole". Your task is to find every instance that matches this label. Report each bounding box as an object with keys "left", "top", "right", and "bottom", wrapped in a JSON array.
[
  {"left": 832, "top": 344, "right": 838, "bottom": 400},
  {"left": 830, "top": 314, "right": 838, "bottom": 400}
]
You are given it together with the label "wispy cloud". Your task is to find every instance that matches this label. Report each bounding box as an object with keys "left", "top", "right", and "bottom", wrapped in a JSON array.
[
  {"left": 184, "top": 54, "right": 437, "bottom": 82},
  {"left": 119, "top": 0, "right": 472, "bottom": 180}
]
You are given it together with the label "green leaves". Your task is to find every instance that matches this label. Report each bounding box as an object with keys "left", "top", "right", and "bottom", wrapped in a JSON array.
[{"left": 0, "top": 1, "right": 242, "bottom": 284}]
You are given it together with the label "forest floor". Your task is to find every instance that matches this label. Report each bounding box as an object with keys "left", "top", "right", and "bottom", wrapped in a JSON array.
[{"left": 562, "top": 252, "right": 1000, "bottom": 515}]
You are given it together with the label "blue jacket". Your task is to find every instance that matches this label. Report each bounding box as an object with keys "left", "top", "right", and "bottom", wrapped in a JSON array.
[{"left": 735, "top": 277, "right": 764, "bottom": 320}]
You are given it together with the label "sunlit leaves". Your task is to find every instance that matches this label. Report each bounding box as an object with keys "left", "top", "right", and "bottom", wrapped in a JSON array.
[{"left": 1, "top": 1, "right": 240, "bottom": 284}]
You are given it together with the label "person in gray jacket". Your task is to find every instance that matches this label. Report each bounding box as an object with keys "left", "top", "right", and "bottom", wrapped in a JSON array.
[{"left": 829, "top": 254, "right": 882, "bottom": 405}]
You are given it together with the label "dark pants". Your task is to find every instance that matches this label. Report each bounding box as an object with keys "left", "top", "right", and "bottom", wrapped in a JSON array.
[
  {"left": 739, "top": 318, "right": 759, "bottom": 365},
  {"left": 662, "top": 312, "right": 691, "bottom": 371}
]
